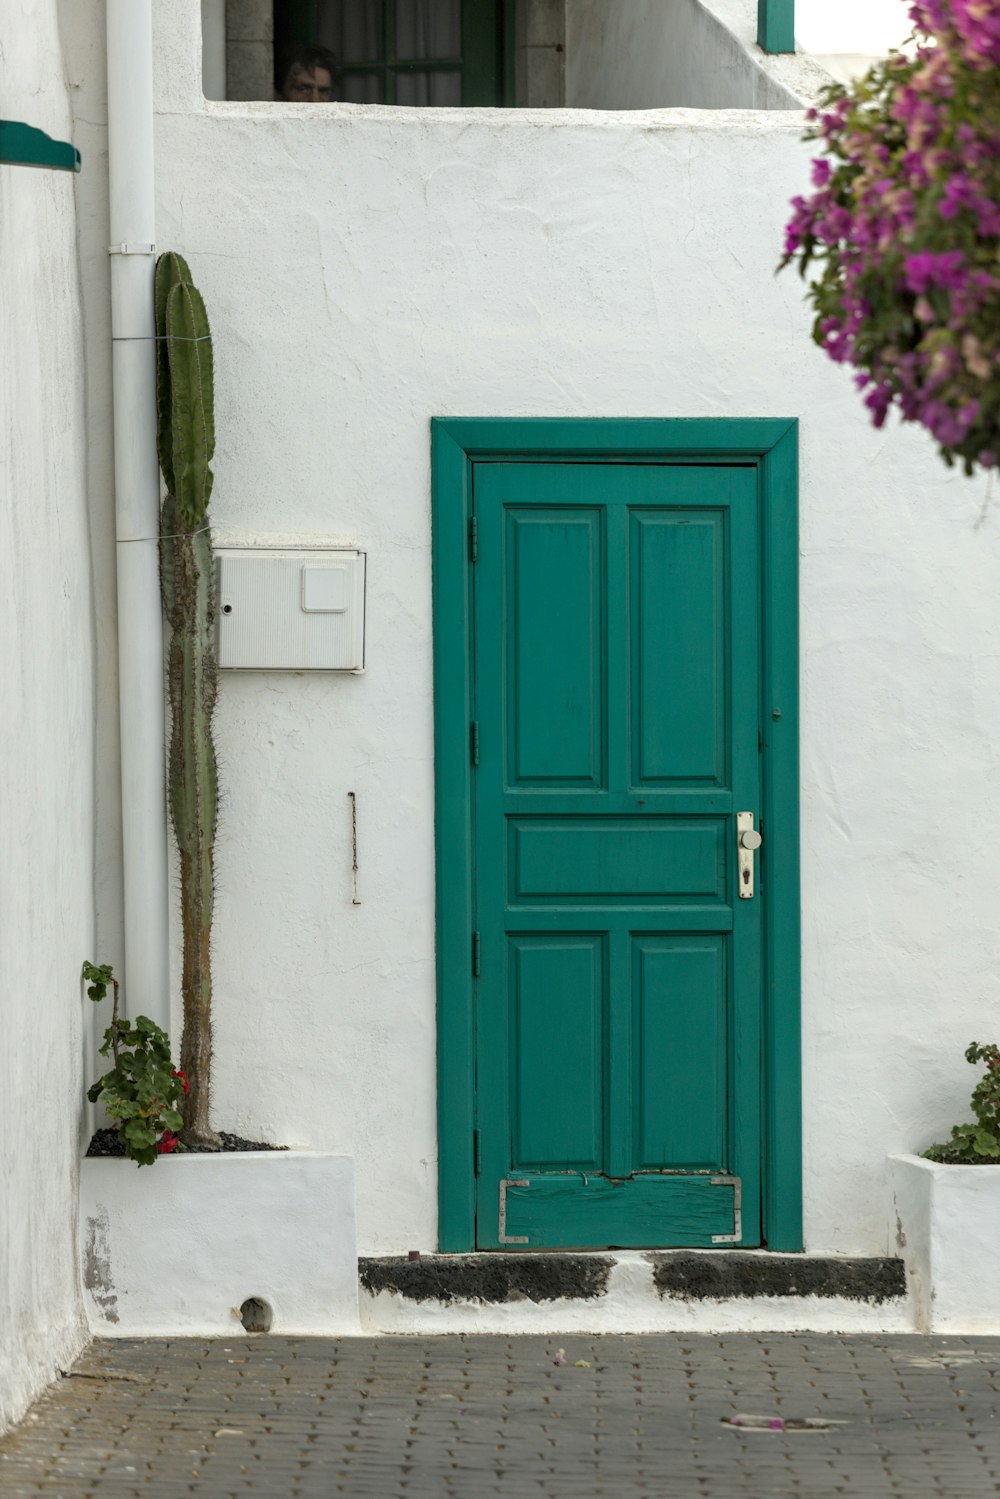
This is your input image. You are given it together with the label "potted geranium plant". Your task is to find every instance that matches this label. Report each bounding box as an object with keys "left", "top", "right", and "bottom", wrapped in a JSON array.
[
  {"left": 83, "top": 960, "right": 187, "bottom": 1164},
  {"left": 923, "top": 1043, "right": 1000, "bottom": 1164},
  {"left": 890, "top": 1043, "right": 1000, "bottom": 1332}
]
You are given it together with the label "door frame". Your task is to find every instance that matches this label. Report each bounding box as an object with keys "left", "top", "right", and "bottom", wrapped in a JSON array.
[{"left": 432, "top": 417, "right": 801, "bottom": 1252}]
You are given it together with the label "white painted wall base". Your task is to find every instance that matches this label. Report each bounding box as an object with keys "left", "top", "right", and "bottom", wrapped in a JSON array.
[
  {"left": 80, "top": 1152, "right": 359, "bottom": 1336},
  {"left": 361, "top": 1254, "right": 915, "bottom": 1335},
  {"left": 890, "top": 1154, "right": 1000, "bottom": 1333}
]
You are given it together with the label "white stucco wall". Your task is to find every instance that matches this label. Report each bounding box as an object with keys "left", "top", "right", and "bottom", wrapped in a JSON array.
[
  {"left": 138, "top": 2, "right": 1000, "bottom": 1263},
  {"left": 0, "top": 0, "right": 94, "bottom": 1431},
  {"left": 796, "top": 0, "right": 911, "bottom": 57},
  {"left": 564, "top": 0, "right": 832, "bottom": 110}
]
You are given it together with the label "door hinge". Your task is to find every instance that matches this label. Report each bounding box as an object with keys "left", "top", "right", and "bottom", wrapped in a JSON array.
[
  {"left": 472, "top": 931, "right": 481, "bottom": 976},
  {"left": 473, "top": 1128, "right": 481, "bottom": 1175},
  {"left": 468, "top": 515, "right": 478, "bottom": 562},
  {"left": 470, "top": 721, "right": 480, "bottom": 766}
]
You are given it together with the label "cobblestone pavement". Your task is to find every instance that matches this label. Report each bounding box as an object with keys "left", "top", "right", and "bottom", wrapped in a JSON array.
[{"left": 3, "top": 1333, "right": 1000, "bottom": 1497}]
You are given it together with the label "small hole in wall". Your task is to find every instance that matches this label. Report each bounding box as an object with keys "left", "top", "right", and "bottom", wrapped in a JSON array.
[
  {"left": 240, "top": 1297, "right": 273, "bottom": 1333},
  {"left": 222, "top": 603, "right": 233, "bottom": 614}
]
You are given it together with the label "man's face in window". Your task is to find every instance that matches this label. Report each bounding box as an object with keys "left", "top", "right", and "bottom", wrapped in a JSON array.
[{"left": 281, "top": 64, "right": 334, "bottom": 102}]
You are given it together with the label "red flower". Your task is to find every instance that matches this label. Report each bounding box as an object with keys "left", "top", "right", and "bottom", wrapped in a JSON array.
[
  {"left": 171, "top": 1069, "right": 189, "bottom": 1095},
  {"left": 157, "top": 1130, "right": 179, "bottom": 1154}
]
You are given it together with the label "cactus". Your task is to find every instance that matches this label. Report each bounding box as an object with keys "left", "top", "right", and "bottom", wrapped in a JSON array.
[{"left": 155, "top": 251, "right": 221, "bottom": 1149}]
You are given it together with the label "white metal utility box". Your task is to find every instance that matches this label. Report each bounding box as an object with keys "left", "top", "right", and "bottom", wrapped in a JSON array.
[{"left": 215, "top": 548, "right": 366, "bottom": 672}]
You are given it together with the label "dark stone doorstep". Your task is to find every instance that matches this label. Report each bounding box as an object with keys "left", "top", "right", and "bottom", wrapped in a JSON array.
[
  {"left": 359, "top": 1252, "right": 907, "bottom": 1305},
  {"left": 359, "top": 1253, "right": 613, "bottom": 1303},
  {"left": 648, "top": 1251, "right": 908, "bottom": 1304}
]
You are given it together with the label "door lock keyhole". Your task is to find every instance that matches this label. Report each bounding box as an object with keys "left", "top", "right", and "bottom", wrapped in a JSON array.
[{"left": 736, "top": 813, "right": 761, "bottom": 899}]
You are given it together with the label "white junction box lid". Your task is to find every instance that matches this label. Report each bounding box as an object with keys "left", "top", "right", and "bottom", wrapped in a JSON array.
[{"left": 216, "top": 549, "right": 366, "bottom": 672}]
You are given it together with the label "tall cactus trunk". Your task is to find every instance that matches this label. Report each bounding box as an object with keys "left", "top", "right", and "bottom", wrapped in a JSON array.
[
  {"left": 155, "top": 251, "right": 222, "bottom": 1149},
  {"left": 160, "top": 497, "right": 220, "bottom": 1146}
]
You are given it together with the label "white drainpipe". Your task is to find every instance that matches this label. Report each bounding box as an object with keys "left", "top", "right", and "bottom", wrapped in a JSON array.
[{"left": 106, "top": 0, "right": 170, "bottom": 1030}]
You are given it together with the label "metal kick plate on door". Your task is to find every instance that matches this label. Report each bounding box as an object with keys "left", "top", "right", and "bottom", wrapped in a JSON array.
[
  {"left": 709, "top": 1175, "right": 743, "bottom": 1244},
  {"left": 499, "top": 1179, "right": 530, "bottom": 1245}
]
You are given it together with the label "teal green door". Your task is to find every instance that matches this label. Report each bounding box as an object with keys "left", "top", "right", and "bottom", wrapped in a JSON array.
[{"left": 472, "top": 461, "right": 762, "bottom": 1248}]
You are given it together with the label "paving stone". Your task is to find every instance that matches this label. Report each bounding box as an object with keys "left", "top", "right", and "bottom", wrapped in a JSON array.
[{"left": 5, "top": 1334, "right": 1000, "bottom": 1496}]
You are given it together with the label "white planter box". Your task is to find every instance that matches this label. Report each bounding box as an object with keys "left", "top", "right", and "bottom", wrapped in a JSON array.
[
  {"left": 890, "top": 1153, "right": 1000, "bottom": 1332},
  {"left": 80, "top": 1151, "right": 359, "bottom": 1336}
]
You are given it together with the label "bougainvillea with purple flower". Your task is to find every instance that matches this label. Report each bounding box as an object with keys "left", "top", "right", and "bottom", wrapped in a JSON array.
[{"left": 781, "top": 0, "right": 1000, "bottom": 474}]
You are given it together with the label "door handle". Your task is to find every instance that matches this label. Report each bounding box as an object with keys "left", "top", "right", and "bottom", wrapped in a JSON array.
[{"left": 736, "top": 812, "right": 761, "bottom": 899}]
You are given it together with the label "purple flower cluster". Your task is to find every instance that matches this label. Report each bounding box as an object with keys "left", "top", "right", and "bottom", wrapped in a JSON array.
[
  {"left": 781, "top": 0, "right": 1000, "bottom": 473},
  {"left": 912, "top": 0, "right": 1000, "bottom": 67}
]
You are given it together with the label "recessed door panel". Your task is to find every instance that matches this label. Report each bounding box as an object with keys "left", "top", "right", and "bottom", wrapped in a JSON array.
[
  {"left": 632, "top": 934, "right": 727, "bottom": 1171},
  {"left": 509, "top": 934, "right": 605, "bottom": 1171},
  {"left": 508, "top": 818, "right": 727, "bottom": 905},
  {"left": 630, "top": 510, "right": 726, "bottom": 786},
  {"left": 506, "top": 507, "right": 605, "bottom": 788}
]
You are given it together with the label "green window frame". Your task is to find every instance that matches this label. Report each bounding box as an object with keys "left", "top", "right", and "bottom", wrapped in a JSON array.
[{"left": 286, "top": 0, "right": 512, "bottom": 105}]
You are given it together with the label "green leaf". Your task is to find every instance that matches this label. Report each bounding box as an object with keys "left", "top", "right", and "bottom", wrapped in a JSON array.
[
  {"left": 973, "top": 1131, "right": 1000, "bottom": 1157},
  {"left": 82, "top": 959, "right": 117, "bottom": 1006},
  {"left": 84, "top": 958, "right": 186, "bottom": 1145}
]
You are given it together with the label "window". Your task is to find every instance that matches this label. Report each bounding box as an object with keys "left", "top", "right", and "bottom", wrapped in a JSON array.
[{"left": 276, "top": 0, "right": 512, "bottom": 106}]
